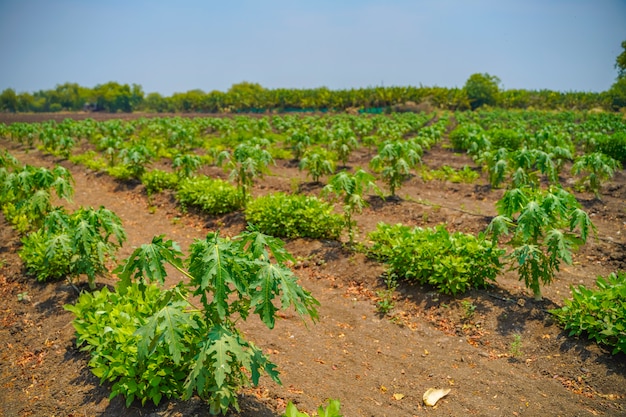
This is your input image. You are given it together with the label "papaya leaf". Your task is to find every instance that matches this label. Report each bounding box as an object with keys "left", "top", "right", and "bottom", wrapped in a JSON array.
[{"left": 135, "top": 300, "right": 196, "bottom": 365}]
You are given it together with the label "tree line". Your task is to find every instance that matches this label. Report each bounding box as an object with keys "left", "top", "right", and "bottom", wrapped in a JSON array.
[{"left": 1, "top": 40, "right": 625, "bottom": 114}]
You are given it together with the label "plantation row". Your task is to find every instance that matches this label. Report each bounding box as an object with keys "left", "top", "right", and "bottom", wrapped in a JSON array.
[{"left": 1, "top": 109, "right": 625, "bottom": 413}]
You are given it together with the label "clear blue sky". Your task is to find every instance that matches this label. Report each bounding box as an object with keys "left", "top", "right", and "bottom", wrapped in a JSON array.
[{"left": 1, "top": 0, "right": 625, "bottom": 95}]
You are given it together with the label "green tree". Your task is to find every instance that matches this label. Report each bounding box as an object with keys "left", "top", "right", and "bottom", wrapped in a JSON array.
[
  {"left": 464, "top": 73, "right": 501, "bottom": 110},
  {"left": 616, "top": 40, "right": 626, "bottom": 79},
  {"left": 0, "top": 88, "right": 18, "bottom": 112}
]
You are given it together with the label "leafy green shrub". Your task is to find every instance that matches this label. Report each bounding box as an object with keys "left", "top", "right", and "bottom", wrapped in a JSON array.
[
  {"left": 368, "top": 223, "right": 503, "bottom": 295},
  {"left": 106, "top": 165, "right": 134, "bottom": 181},
  {"left": 141, "top": 169, "right": 179, "bottom": 195},
  {"left": 19, "top": 206, "right": 126, "bottom": 288},
  {"left": 65, "top": 231, "right": 319, "bottom": 414},
  {"left": 246, "top": 193, "right": 343, "bottom": 239},
  {"left": 448, "top": 123, "right": 486, "bottom": 151},
  {"left": 64, "top": 283, "right": 192, "bottom": 406},
  {"left": 176, "top": 176, "right": 242, "bottom": 215},
  {"left": 551, "top": 271, "right": 626, "bottom": 355},
  {"left": 595, "top": 131, "right": 626, "bottom": 165},
  {"left": 69, "top": 151, "right": 107, "bottom": 172},
  {"left": 488, "top": 128, "right": 523, "bottom": 151}
]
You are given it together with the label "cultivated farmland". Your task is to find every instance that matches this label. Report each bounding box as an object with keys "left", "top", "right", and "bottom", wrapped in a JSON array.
[{"left": 0, "top": 110, "right": 625, "bottom": 416}]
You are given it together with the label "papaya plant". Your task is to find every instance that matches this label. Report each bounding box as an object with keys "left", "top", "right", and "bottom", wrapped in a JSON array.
[
  {"left": 487, "top": 186, "right": 595, "bottom": 300},
  {"left": 571, "top": 152, "right": 621, "bottom": 198},
  {"left": 323, "top": 169, "right": 380, "bottom": 244},
  {"left": 218, "top": 141, "right": 273, "bottom": 204},
  {"left": 66, "top": 230, "right": 319, "bottom": 414},
  {"left": 299, "top": 148, "right": 336, "bottom": 183},
  {"left": 369, "top": 140, "right": 421, "bottom": 197}
]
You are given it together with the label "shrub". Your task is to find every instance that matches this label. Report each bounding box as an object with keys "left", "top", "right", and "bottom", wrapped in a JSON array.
[
  {"left": 551, "top": 271, "right": 626, "bottom": 355},
  {"left": 368, "top": 223, "right": 503, "bottom": 295},
  {"left": 141, "top": 169, "right": 179, "bottom": 195},
  {"left": 246, "top": 193, "right": 343, "bottom": 239},
  {"left": 596, "top": 131, "right": 626, "bottom": 165},
  {"left": 176, "top": 176, "right": 242, "bottom": 215}
]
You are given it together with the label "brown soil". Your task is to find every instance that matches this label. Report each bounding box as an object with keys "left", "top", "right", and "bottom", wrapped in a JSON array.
[{"left": 1, "top": 113, "right": 625, "bottom": 417}]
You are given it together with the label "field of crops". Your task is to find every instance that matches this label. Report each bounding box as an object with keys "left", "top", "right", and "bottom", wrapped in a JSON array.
[{"left": 1, "top": 109, "right": 625, "bottom": 416}]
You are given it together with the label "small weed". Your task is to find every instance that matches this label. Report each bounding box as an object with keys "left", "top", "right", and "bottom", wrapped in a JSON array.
[
  {"left": 171, "top": 216, "right": 181, "bottom": 225},
  {"left": 376, "top": 275, "right": 397, "bottom": 315},
  {"left": 510, "top": 333, "right": 523, "bottom": 357},
  {"left": 17, "top": 292, "right": 30, "bottom": 302},
  {"left": 461, "top": 300, "right": 476, "bottom": 320}
]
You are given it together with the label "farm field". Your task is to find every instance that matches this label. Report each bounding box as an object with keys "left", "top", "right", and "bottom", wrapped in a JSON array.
[{"left": 0, "top": 110, "right": 625, "bottom": 416}]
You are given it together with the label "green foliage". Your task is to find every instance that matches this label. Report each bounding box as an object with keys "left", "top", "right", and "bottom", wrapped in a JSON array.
[
  {"left": 20, "top": 206, "right": 126, "bottom": 288},
  {"left": 64, "top": 283, "right": 192, "bottom": 406},
  {"left": 488, "top": 128, "right": 523, "bottom": 151},
  {"left": 246, "top": 193, "right": 344, "bottom": 239},
  {"left": 218, "top": 141, "right": 273, "bottom": 203},
  {"left": 595, "top": 131, "right": 626, "bottom": 165},
  {"left": 370, "top": 140, "right": 422, "bottom": 196},
  {"left": 299, "top": 148, "right": 336, "bottom": 183},
  {"left": 487, "top": 186, "right": 595, "bottom": 300},
  {"left": 615, "top": 39, "right": 626, "bottom": 79},
  {"left": 172, "top": 153, "right": 203, "bottom": 179},
  {"left": 69, "top": 151, "right": 107, "bottom": 172},
  {"left": 283, "top": 399, "right": 343, "bottom": 417},
  {"left": 141, "top": 169, "right": 179, "bottom": 195},
  {"left": 329, "top": 127, "right": 358, "bottom": 167},
  {"left": 67, "top": 230, "right": 319, "bottom": 414},
  {"left": 571, "top": 152, "right": 621, "bottom": 197},
  {"left": 368, "top": 223, "right": 503, "bottom": 295},
  {"left": 323, "top": 169, "right": 380, "bottom": 243},
  {"left": 176, "top": 176, "right": 242, "bottom": 215},
  {"left": 551, "top": 271, "right": 626, "bottom": 355},
  {"left": 464, "top": 73, "right": 501, "bottom": 110},
  {"left": 119, "top": 144, "right": 154, "bottom": 179},
  {"left": 0, "top": 163, "right": 74, "bottom": 233},
  {"left": 420, "top": 165, "right": 480, "bottom": 184}
]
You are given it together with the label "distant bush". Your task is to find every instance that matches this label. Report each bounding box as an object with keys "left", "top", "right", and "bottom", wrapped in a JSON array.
[
  {"left": 176, "top": 176, "right": 242, "bottom": 215},
  {"left": 488, "top": 128, "right": 523, "bottom": 151},
  {"left": 368, "top": 223, "right": 503, "bottom": 295},
  {"left": 246, "top": 193, "right": 343, "bottom": 239},
  {"left": 596, "top": 131, "right": 626, "bottom": 165},
  {"left": 141, "top": 169, "right": 179, "bottom": 195}
]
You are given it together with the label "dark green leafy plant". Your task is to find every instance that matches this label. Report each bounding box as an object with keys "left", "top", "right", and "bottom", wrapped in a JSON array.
[
  {"left": 299, "top": 148, "right": 336, "bottom": 183},
  {"left": 370, "top": 140, "right": 421, "bottom": 197},
  {"left": 218, "top": 141, "right": 273, "bottom": 204},
  {"left": 176, "top": 176, "right": 242, "bottom": 215},
  {"left": 571, "top": 152, "right": 621, "bottom": 198},
  {"left": 246, "top": 193, "right": 343, "bottom": 239},
  {"left": 20, "top": 206, "right": 126, "bottom": 288},
  {"left": 172, "top": 153, "right": 203, "bottom": 179},
  {"left": 551, "top": 271, "right": 626, "bottom": 355},
  {"left": 368, "top": 223, "right": 503, "bottom": 295},
  {"left": 66, "top": 230, "right": 319, "bottom": 414},
  {"left": 487, "top": 186, "right": 595, "bottom": 300},
  {"left": 141, "top": 169, "right": 179, "bottom": 195},
  {"left": 322, "top": 169, "right": 380, "bottom": 244}
]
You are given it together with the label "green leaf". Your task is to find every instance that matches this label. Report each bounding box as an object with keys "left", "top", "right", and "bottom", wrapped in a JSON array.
[
  {"left": 135, "top": 300, "right": 196, "bottom": 365},
  {"left": 114, "top": 235, "right": 184, "bottom": 289}
]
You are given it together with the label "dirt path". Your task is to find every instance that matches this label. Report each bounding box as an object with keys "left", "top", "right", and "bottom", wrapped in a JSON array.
[{"left": 1, "top": 134, "right": 626, "bottom": 416}]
